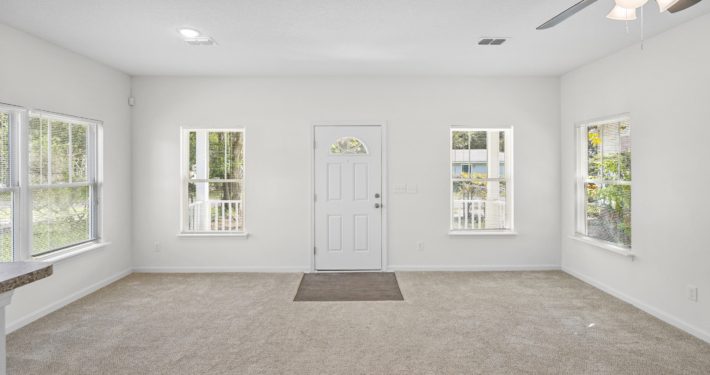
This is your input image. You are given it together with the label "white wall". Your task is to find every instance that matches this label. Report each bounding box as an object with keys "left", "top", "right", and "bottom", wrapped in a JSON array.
[
  {"left": 131, "top": 76, "right": 560, "bottom": 271},
  {"left": 560, "top": 13, "right": 710, "bottom": 342},
  {"left": 0, "top": 24, "right": 133, "bottom": 330}
]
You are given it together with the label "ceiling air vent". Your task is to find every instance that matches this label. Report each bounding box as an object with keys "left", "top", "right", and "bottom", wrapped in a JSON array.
[
  {"left": 478, "top": 38, "right": 508, "bottom": 46},
  {"left": 184, "top": 37, "right": 217, "bottom": 46}
]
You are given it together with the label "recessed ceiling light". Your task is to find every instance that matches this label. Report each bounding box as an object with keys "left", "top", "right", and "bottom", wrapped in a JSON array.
[{"left": 178, "top": 28, "right": 201, "bottom": 38}]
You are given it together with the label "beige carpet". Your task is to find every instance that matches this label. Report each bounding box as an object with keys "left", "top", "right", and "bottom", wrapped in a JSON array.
[{"left": 7, "top": 271, "right": 710, "bottom": 374}]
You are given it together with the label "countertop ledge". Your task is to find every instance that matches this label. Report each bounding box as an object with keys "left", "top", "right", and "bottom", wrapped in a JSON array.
[{"left": 0, "top": 262, "right": 53, "bottom": 294}]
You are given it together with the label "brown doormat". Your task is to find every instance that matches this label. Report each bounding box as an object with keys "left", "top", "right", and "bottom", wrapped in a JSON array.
[{"left": 294, "top": 272, "right": 404, "bottom": 301}]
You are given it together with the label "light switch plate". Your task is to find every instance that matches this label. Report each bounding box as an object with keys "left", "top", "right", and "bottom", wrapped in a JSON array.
[
  {"left": 393, "top": 184, "right": 407, "bottom": 194},
  {"left": 688, "top": 285, "right": 698, "bottom": 302}
]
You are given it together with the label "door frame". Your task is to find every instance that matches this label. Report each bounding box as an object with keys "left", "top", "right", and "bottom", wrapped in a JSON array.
[{"left": 310, "top": 122, "right": 388, "bottom": 273}]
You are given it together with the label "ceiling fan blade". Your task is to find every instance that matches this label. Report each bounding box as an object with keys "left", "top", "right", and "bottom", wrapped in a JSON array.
[
  {"left": 668, "top": 0, "right": 702, "bottom": 13},
  {"left": 537, "top": 0, "right": 599, "bottom": 30}
]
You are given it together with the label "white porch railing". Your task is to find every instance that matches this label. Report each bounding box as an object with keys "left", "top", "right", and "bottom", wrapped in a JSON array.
[
  {"left": 452, "top": 199, "right": 505, "bottom": 230},
  {"left": 188, "top": 200, "right": 241, "bottom": 231}
]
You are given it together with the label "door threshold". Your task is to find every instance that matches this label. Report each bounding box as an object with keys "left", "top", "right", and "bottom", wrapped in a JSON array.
[{"left": 314, "top": 269, "right": 384, "bottom": 273}]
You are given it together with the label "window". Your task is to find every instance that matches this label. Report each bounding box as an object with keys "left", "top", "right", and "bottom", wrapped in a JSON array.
[
  {"left": 181, "top": 129, "right": 245, "bottom": 233},
  {"left": 450, "top": 128, "right": 513, "bottom": 232},
  {"left": 0, "top": 107, "right": 101, "bottom": 262},
  {"left": 0, "top": 106, "right": 20, "bottom": 262},
  {"left": 28, "top": 112, "right": 100, "bottom": 256},
  {"left": 576, "top": 116, "right": 631, "bottom": 248},
  {"left": 330, "top": 137, "right": 368, "bottom": 154}
]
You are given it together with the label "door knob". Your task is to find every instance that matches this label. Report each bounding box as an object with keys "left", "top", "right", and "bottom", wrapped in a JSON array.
[{"left": 375, "top": 203, "right": 381, "bottom": 208}]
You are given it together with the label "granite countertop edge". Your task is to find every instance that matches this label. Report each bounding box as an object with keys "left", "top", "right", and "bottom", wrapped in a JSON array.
[{"left": 0, "top": 263, "right": 53, "bottom": 294}]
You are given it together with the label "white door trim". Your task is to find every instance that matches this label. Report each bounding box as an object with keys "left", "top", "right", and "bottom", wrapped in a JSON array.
[{"left": 310, "top": 122, "right": 388, "bottom": 273}]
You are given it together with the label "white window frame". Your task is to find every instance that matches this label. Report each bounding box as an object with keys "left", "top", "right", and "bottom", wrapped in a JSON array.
[
  {"left": 179, "top": 128, "right": 247, "bottom": 236},
  {"left": 26, "top": 111, "right": 102, "bottom": 260},
  {"left": 449, "top": 127, "right": 515, "bottom": 235},
  {"left": 0, "top": 104, "right": 25, "bottom": 262},
  {"left": 0, "top": 105, "right": 104, "bottom": 263},
  {"left": 574, "top": 114, "right": 632, "bottom": 254}
]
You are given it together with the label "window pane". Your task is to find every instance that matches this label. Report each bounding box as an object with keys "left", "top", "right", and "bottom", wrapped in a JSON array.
[
  {"left": 224, "top": 131, "right": 244, "bottom": 179},
  {"left": 452, "top": 164, "right": 463, "bottom": 178},
  {"left": 452, "top": 132, "right": 472, "bottom": 176},
  {"left": 30, "top": 118, "right": 88, "bottom": 185},
  {"left": 208, "top": 181, "right": 241, "bottom": 201},
  {"left": 470, "top": 163, "right": 488, "bottom": 178},
  {"left": 330, "top": 137, "right": 367, "bottom": 155},
  {"left": 0, "top": 191, "right": 12, "bottom": 262},
  {"left": 452, "top": 131, "right": 468, "bottom": 150},
  {"left": 0, "top": 112, "right": 9, "bottom": 188},
  {"left": 469, "top": 131, "right": 486, "bottom": 149},
  {"left": 452, "top": 132, "right": 489, "bottom": 177},
  {"left": 209, "top": 132, "right": 226, "bottom": 179},
  {"left": 452, "top": 180, "right": 507, "bottom": 230},
  {"left": 491, "top": 130, "right": 505, "bottom": 177},
  {"left": 451, "top": 131, "right": 506, "bottom": 179},
  {"left": 585, "top": 182, "right": 631, "bottom": 247},
  {"left": 50, "top": 120, "right": 71, "bottom": 184},
  {"left": 32, "top": 186, "right": 92, "bottom": 255},
  {"left": 602, "top": 122, "right": 620, "bottom": 180},
  {"left": 29, "top": 116, "right": 49, "bottom": 185},
  {"left": 451, "top": 129, "right": 510, "bottom": 231},
  {"left": 587, "top": 125, "right": 601, "bottom": 179},
  {"left": 188, "top": 131, "right": 197, "bottom": 178},
  {"left": 185, "top": 130, "right": 244, "bottom": 233},
  {"left": 186, "top": 181, "right": 242, "bottom": 232},
  {"left": 71, "top": 124, "right": 88, "bottom": 182},
  {"left": 209, "top": 131, "right": 245, "bottom": 178},
  {"left": 619, "top": 121, "right": 631, "bottom": 181}
]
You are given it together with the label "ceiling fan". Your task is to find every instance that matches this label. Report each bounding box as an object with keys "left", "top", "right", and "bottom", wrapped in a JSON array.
[{"left": 537, "top": 0, "right": 702, "bottom": 29}]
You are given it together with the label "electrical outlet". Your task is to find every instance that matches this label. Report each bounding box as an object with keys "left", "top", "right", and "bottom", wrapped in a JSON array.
[
  {"left": 417, "top": 241, "right": 424, "bottom": 251},
  {"left": 154, "top": 241, "right": 162, "bottom": 253},
  {"left": 687, "top": 285, "right": 698, "bottom": 302}
]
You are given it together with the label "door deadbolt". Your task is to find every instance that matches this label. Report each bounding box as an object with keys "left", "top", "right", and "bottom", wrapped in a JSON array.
[{"left": 375, "top": 193, "right": 380, "bottom": 198}]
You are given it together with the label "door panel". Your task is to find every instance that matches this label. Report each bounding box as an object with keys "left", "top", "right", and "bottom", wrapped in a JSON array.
[
  {"left": 327, "top": 163, "right": 342, "bottom": 200},
  {"left": 353, "top": 163, "right": 368, "bottom": 200},
  {"left": 315, "top": 126, "right": 382, "bottom": 270}
]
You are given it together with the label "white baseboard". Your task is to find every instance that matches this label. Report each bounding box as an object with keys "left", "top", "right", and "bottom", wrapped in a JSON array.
[
  {"left": 7, "top": 268, "right": 132, "bottom": 334},
  {"left": 388, "top": 264, "right": 561, "bottom": 272},
  {"left": 132, "top": 266, "right": 309, "bottom": 273},
  {"left": 562, "top": 266, "right": 710, "bottom": 344}
]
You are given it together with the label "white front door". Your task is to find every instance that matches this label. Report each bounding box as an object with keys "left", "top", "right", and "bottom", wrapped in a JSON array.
[{"left": 314, "top": 126, "right": 382, "bottom": 271}]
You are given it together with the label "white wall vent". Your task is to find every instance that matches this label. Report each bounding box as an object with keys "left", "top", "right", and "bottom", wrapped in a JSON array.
[
  {"left": 184, "top": 37, "right": 217, "bottom": 46},
  {"left": 478, "top": 38, "right": 508, "bottom": 46}
]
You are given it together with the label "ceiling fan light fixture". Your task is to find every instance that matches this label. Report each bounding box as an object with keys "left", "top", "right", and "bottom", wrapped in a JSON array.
[
  {"left": 657, "top": 0, "right": 681, "bottom": 12},
  {"left": 607, "top": 5, "right": 638, "bottom": 20},
  {"left": 615, "top": 0, "right": 649, "bottom": 8}
]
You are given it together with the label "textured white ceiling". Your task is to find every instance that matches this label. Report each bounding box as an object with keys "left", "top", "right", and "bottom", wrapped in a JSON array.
[{"left": 0, "top": 0, "right": 708, "bottom": 76}]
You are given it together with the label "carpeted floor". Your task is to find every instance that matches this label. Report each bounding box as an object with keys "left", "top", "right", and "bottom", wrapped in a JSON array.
[{"left": 7, "top": 271, "right": 710, "bottom": 374}]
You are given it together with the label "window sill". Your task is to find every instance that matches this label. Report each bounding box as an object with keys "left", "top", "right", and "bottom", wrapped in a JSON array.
[
  {"left": 178, "top": 232, "right": 249, "bottom": 238},
  {"left": 449, "top": 230, "right": 517, "bottom": 236},
  {"left": 33, "top": 241, "right": 111, "bottom": 263},
  {"left": 569, "top": 235, "right": 635, "bottom": 259}
]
